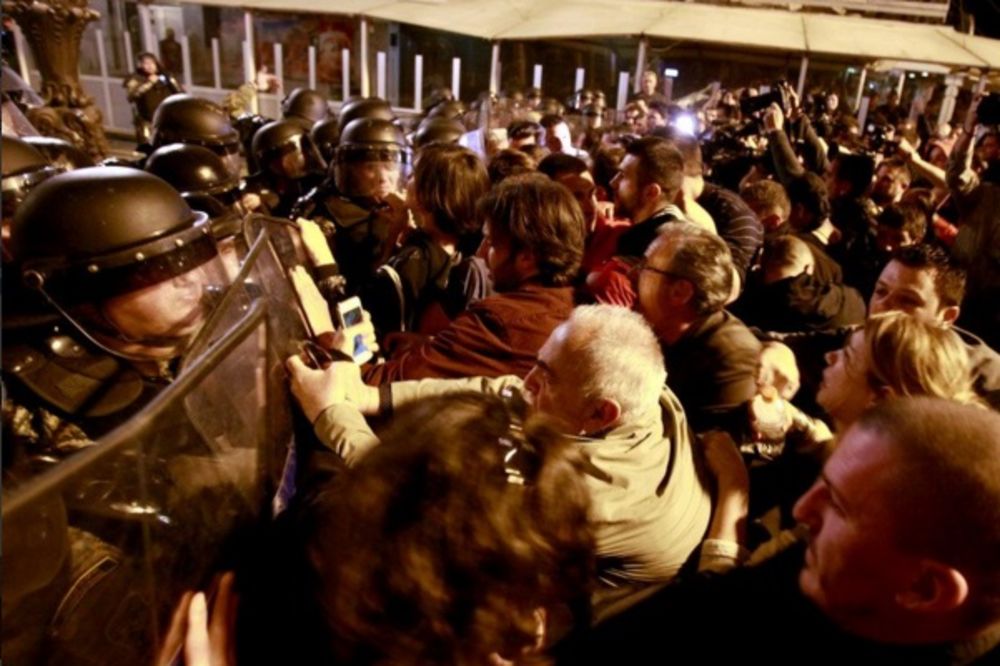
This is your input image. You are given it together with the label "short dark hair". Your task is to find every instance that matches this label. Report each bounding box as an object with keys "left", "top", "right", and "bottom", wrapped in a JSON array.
[
  {"left": 786, "top": 172, "right": 830, "bottom": 229},
  {"left": 537, "top": 152, "right": 588, "bottom": 180},
  {"left": 413, "top": 143, "right": 490, "bottom": 239},
  {"left": 539, "top": 114, "right": 564, "bottom": 130},
  {"left": 478, "top": 173, "right": 586, "bottom": 286},
  {"left": 891, "top": 243, "right": 966, "bottom": 308},
  {"left": 833, "top": 153, "right": 876, "bottom": 199},
  {"left": 656, "top": 222, "right": 735, "bottom": 315},
  {"left": 857, "top": 398, "right": 1000, "bottom": 624},
  {"left": 486, "top": 148, "right": 535, "bottom": 185},
  {"left": 877, "top": 202, "right": 927, "bottom": 242},
  {"left": 741, "top": 179, "right": 791, "bottom": 219},
  {"left": 591, "top": 145, "right": 625, "bottom": 195},
  {"left": 624, "top": 136, "right": 684, "bottom": 202}
]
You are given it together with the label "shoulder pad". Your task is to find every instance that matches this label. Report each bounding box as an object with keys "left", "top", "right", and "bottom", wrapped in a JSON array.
[{"left": 3, "top": 337, "right": 146, "bottom": 418}]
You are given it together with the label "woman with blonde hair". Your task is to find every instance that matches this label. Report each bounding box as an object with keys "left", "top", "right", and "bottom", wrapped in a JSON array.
[{"left": 816, "top": 310, "right": 981, "bottom": 432}]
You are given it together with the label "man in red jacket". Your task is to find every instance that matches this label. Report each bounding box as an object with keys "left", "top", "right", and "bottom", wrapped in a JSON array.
[{"left": 363, "top": 173, "right": 586, "bottom": 384}]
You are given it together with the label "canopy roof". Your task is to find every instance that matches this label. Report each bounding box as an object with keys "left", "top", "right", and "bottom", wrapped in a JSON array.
[{"left": 195, "top": 0, "right": 1000, "bottom": 69}]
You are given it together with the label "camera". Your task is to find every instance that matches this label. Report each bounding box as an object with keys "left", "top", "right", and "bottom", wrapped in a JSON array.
[
  {"left": 866, "top": 123, "right": 899, "bottom": 156},
  {"left": 740, "top": 83, "right": 790, "bottom": 117},
  {"left": 976, "top": 92, "right": 1000, "bottom": 126}
]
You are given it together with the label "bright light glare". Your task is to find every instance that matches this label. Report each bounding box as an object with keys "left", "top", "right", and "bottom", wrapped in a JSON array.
[{"left": 673, "top": 113, "right": 696, "bottom": 136}]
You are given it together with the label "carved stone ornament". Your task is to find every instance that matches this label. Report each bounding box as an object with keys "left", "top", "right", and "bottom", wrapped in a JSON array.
[{"left": 3, "top": 0, "right": 109, "bottom": 159}]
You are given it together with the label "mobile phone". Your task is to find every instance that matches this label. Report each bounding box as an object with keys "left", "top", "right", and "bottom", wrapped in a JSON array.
[{"left": 336, "top": 296, "right": 372, "bottom": 364}]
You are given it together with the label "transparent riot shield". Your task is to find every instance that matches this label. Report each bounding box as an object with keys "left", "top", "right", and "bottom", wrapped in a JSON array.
[{"left": 2, "top": 221, "right": 310, "bottom": 666}]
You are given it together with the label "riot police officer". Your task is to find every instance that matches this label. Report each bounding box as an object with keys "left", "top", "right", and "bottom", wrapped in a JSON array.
[
  {"left": 146, "top": 143, "right": 248, "bottom": 278},
  {"left": 150, "top": 94, "right": 243, "bottom": 178},
  {"left": 412, "top": 116, "right": 466, "bottom": 150},
  {"left": 6, "top": 168, "right": 231, "bottom": 403},
  {"left": 338, "top": 96, "right": 394, "bottom": 128},
  {"left": 310, "top": 116, "right": 340, "bottom": 165},
  {"left": 292, "top": 116, "right": 409, "bottom": 292},
  {"left": 2, "top": 136, "right": 61, "bottom": 245},
  {"left": 281, "top": 87, "right": 331, "bottom": 130},
  {"left": 245, "top": 119, "right": 327, "bottom": 218}
]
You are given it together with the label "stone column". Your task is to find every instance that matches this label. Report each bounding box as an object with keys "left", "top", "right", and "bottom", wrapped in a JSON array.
[{"left": 3, "top": 0, "right": 109, "bottom": 159}]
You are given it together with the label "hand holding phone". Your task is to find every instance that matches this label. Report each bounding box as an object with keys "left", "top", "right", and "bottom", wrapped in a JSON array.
[{"left": 336, "top": 297, "right": 374, "bottom": 364}]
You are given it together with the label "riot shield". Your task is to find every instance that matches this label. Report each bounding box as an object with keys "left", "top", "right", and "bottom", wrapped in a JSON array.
[{"left": 2, "top": 222, "right": 310, "bottom": 665}]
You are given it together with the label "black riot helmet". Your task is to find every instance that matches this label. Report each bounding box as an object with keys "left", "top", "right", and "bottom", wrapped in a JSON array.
[
  {"left": 426, "top": 98, "right": 466, "bottom": 121},
  {"left": 21, "top": 136, "right": 95, "bottom": 171},
  {"left": 151, "top": 94, "right": 242, "bottom": 177},
  {"left": 334, "top": 117, "right": 407, "bottom": 199},
  {"left": 145, "top": 143, "right": 241, "bottom": 204},
  {"left": 2, "top": 135, "right": 62, "bottom": 225},
  {"left": 338, "top": 96, "right": 394, "bottom": 128},
  {"left": 310, "top": 116, "right": 341, "bottom": 164},
  {"left": 413, "top": 116, "right": 465, "bottom": 150},
  {"left": 281, "top": 87, "right": 331, "bottom": 127},
  {"left": 251, "top": 119, "right": 326, "bottom": 181},
  {"left": 11, "top": 168, "right": 230, "bottom": 360}
]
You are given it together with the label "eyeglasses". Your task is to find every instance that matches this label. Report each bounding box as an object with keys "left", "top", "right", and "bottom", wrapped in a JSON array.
[{"left": 630, "top": 257, "right": 684, "bottom": 281}]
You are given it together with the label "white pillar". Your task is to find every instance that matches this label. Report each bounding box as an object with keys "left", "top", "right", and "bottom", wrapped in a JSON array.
[
  {"left": 211, "top": 37, "right": 222, "bottom": 90},
  {"left": 796, "top": 55, "right": 809, "bottom": 99},
  {"left": 341, "top": 48, "right": 351, "bottom": 100},
  {"left": 896, "top": 71, "right": 906, "bottom": 99},
  {"left": 95, "top": 28, "right": 114, "bottom": 127},
  {"left": 180, "top": 34, "right": 193, "bottom": 89},
  {"left": 243, "top": 41, "right": 258, "bottom": 112},
  {"left": 138, "top": 4, "right": 159, "bottom": 59},
  {"left": 414, "top": 54, "right": 424, "bottom": 110},
  {"left": 853, "top": 67, "right": 868, "bottom": 113},
  {"left": 376, "top": 51, "right": 387, "bottom": 99},
  {"left": 633, "top": 38, "right": 648, "bottom": 94},
  {"left": 274, "top": 42, "right": 284, "bottom": 94},
  {"left": 123, "top": 30, "right": 135, "bottom": 74},
  {"left": 451, "top": 57, "right": 461, "bottom": 100},
  {"left": 575, "top": 67, "right": 585, "bottom": 93},
  {"left": 308, "top": 45, "right": 317, "bottom": 90},
  {"left": 616, "top": 71, "right": 630, "bottom": 111},
  {"left": 489, "top": 42, "right": 500, "bottom": 94},
  {"left": 243, "top": 11, "right": 256, "bottom": 80},
  {"left": 359, "top": 17, "right": 370, "bottom": 98},
  {"left": 938, "top": 74, "right": 963, "bottom": 127},
  {"left": 532, "top": 64, "right": 543, "bottom": 90},
  {"left": 857, "top": 96, "right": 871, "bottom": 127}
]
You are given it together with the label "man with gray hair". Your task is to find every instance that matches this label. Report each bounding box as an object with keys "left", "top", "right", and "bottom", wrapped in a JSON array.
[
  {"left": 636, "top": 222, "right": 762, "bottom": 436},
  {"left": 288, "top": 304, "right": 712, "bottom": 617}
]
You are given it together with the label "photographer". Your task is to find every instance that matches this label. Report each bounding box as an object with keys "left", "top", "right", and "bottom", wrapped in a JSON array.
[{"left": 123, "top": 52, "right": 183, "bottom": 145}]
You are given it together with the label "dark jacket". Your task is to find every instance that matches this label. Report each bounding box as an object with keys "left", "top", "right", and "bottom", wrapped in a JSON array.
[
  {"left": 556, "top": 539, "right": 1000, "bottom": 665},
  {"left": 616, "top": 206, "right": 684, "bottom": 258},
  {"left": 362, "top": 282, "right": 575, "bottom": 385},
  {"left": 697, "top": 182, "right": 764, "bottom": 284},
  {"left": 663, "top": 310, "right": 761, "bottom": 436},
  {"left": 742, "top": 273, "right": 866, "bottom": 334}
]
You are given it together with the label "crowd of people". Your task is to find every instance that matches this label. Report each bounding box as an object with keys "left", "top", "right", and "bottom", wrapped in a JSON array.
[{"left": 2, "top": 62, "right": 1000, "bottom": 665}]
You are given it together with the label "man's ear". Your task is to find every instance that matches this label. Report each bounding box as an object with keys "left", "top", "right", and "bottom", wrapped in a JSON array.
[
  {"left": 585, "top": 398, "right": 622, "bottom": 433},
  {"left": 896, "top": 560, "right": 969, "bottom": 614},
  {"left": 668, "top": 277, "right": 695, "bottom": 307},
  {"left": 642, "top": 182, "right": 663, "bottom": 207},
  {"left": 940, "top": 305, "right": 960, "bottom": 325}
]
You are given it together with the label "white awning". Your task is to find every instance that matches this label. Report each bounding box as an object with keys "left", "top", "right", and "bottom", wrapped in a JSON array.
[{"left": 191, "top": 0, "right": 1000, "bottom": 70}]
